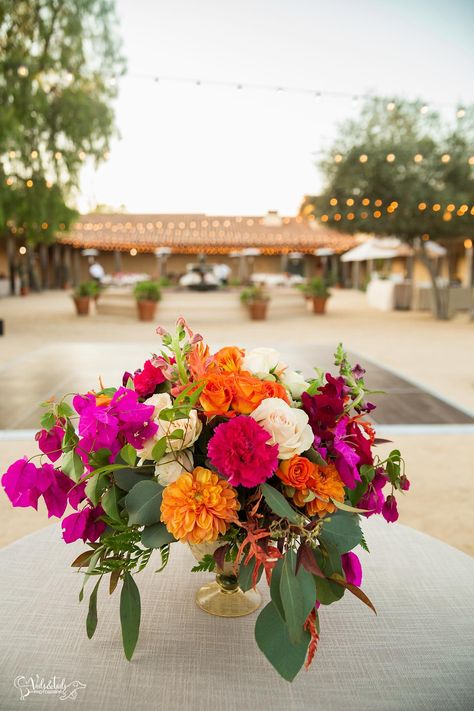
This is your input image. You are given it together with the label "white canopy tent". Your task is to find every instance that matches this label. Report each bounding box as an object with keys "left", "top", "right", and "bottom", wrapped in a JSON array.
[{"left": 341, "top": 237, "right": 447, "bottom": 262}]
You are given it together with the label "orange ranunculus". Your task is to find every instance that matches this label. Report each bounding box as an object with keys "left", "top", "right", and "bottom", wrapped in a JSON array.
[
  {"left": 260, "top": 380, "right": 290, "bottom": 404},
  {"left": 277, "top": 455, "right": 316, "bottom": 490},
  {"left": 231, "top": 373, "right": 266, "bottom": 415},
  {"left": 160, "top": 466, "right": 239, "bottom": 544},
  {"left": 200, "top": 374, "right": 233, "bottom": 416},
  {"left": 292, "top": 462, "right": 345, "bottom": 518},
  {"left": 213, "top": 346, "right": 245, "bottom": 373}
]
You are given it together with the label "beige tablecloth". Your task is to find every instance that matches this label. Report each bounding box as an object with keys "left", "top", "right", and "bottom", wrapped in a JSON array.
[{"left": 0, "top": 519, "right": 473, "bottom": 711}]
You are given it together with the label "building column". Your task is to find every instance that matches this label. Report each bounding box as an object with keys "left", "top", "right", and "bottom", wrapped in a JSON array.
[
  {"left": 6, "top": 235, "right": 16, "bottom": 295},
  {"left": 114, "top": 250, "right": 122, "bottom": 273},
  {"left": 71, "top": 248, "right": 80, "bottom": 286},
  {"left": 52, "top": 244, "right": 61, "bottom": 289}
]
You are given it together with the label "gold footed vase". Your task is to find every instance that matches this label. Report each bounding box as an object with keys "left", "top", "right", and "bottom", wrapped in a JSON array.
[{"left": 189, "top": 542, "right": 262, "bottom": 618}]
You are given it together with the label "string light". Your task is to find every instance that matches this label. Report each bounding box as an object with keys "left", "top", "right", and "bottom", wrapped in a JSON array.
[
  {"left": 31, "top": 150, "right": 38, "bottom": 159},
  {"left": 443, "top": 212, "right": 452, "bottom": 221},
  {"left": 386, "top": 101, "right": 396, "bottom": 111},
  {"left": 334, "top": 154, "right": 343, "bottom": 163},
  {"left": 19, "top": 246, "right": 27, "bottom": 254},
  {"left": 446, "top": 203, "right": 455, "bottom": 212},
  {"left": 41, "top": 222, "right": 48, "bottom": 229},
  {"left": 78, "top": 150, "right": 86, "bottom": 160},
  {"left": 362, "top": 198, "right": 370, "bottom": 206},
  {"left": 422, "top": 233, "right": 430, "bottom": 240},
  {"left": 414, "top": 154, "right": 423, "bottom": 163},
  {"left": 374, "top": 199, "right": 382, "bottom": 207},
  {"left": 420, "top": 105, "right": 429, "bottom": 114},
  {"left": 46, "top": 180, "right": 53, "bottom": 188},
  {"left": 457, "top": 108, "right": 466, "bottom": 118},
  {"left": 54, "top": 151, "right": 62, "bottom": 160},
  {"left": 386, "top": 153, "right": 396, "bottom": 162},
  {"left": 465, "top": 239, "right": 473, "bottom": 249},
  {"left": 360, "top": 211, "right": 368, "bottom": 219},
  {"left": 441, "top": 153, "right": 451, "bottom": 163},
  {"left": 130, "top": 248, "right": 137, "bottom": 256},
  {"left": 432, "top": 203, "right": 441, "bottom": 212},
  {"left": 26, "top": 179, "right": 33, "bottom": 188},
  {"left": 6, "top": 177, "right": 13, "bottom": 186},
  {"left": 321, "top": 214, "right": 329, "bottom": 222},
  {"left": 373, "top": 210, "right": 381, "bottom": 218},
  {"left": 418, "top": 202, "right": 427, "bottom": 210},
  {"left": 359, "top": 154, "right": 368, "bottom": 163},
  {"left": 347, "top": 212, "right": 355, "bottom": 220},
  {"left": 469, "top": 157, "right": 474, "bottom": 165},
  {"left": 334, "top": 213, "right": 342, "bottom": 221},
  {"left": 346, "top": 198, "right": 354, "bottom": 206},
  {"left": 17, "top": 65, "right": 28, "bottom": 77},
  {"left": 329, "top": 197, "right": 338, "bottom": 206},
  {"left": 8, "top": 150, "right": 16, "bottom": 159}
]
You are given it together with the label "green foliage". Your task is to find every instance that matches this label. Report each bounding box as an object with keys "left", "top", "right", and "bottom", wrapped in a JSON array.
[
  {"left": 301, "top": 276, "right": 331, "bottom": 298},
  {"left": 239, "top": 285, "right": 270, "bottom": 303},
  {"left": 74, "top": 281, "right": 100, "bottom": 297},
  {"left": 124, "top": 480, "right": 164, "bottom": 526},
  {"left": 255, "top": 602, "right": 310, "bottom": 682},
  {"left": 260, "top": 483, "right": 302, "bottom": 525},
  {"left": 119, "top": 444, "right": 137, "bottom": 468},
  {"left": 133, "top": 280, "right": 162, "bottom": 302},
  {"left": 61, "top": 448, "right": 84, "bottom": 483},
  {"left": 305, "top": 96, "right": 474, "bottom": 243},
  {"left": 279, "top": 549, "right": 316, "bottom": 644},
  {"left": 86, "top": 577, "right": 101, "bottom": 639},
  {"left": 120, "top": 572, "right": 141, "bottom": 660},
  {"left": 141, "top": 523, "right": 176, "bottom": 549},
  {"left": 318, "top": 512, "right": 363, "bottom": 554},
  {"left": 191, "top": 554, "right": 216, "bottom": 573},
  {"left": 0, "top": 0, "right": 125, "bottom": 245},
  {"left": 40, "top": 410, "right": 56, "bottom": 431}
]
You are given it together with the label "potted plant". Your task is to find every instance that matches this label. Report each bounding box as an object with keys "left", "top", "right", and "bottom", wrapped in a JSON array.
[
  {"left": 134, "top": 280, "right": 162, "bottom": 321},
  {"left": 240, "top": 285, "right": 270, "bottom": 320},
  {"left": 72, "top": 281, "right": 97, "bottom": 316},
  {"left": 304, "top": 276, "right": 331, "bottom": 314}
]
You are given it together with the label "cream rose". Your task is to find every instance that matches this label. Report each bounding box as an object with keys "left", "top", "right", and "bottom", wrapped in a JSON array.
[
  {"left": 281, "top": 369, "right": 310, "bottom": 399},
  {"left": 155, "top": 449, "right": 194, "bottom": 486},
  {"left": 243, "top": 347, "right": 287, "bottom": 377},
  {"left": 138, "top": 393, "right": 202, "bottom": 459},
  {"left": 250, "top": 397, "right": 313, "bottom": 459}
]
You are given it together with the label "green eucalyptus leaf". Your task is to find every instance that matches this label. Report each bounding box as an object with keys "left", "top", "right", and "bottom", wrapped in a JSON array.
[
  {"left": 318, "top": 511, "right": 363, "bottom": 554},
  {"left": 120, "top": 572, "right": 141, "bottom": 661},
  {"left": 114, "top": 466, "right": 154, "bottom": 492},
  {"left": 279, "top": 549, "right": 315, "bottom": 645},
  {"left": 101, "top": 485, "right": 122, "bottom": 522},
  {"left": 255, "top": 602, "right": 310, "bottom": 682},
  {"left": 85, "top": 471, "right": 109, "bottom": 507},
  {"left": 261, "top": 483, "right": 302, "bottom": 525},
  {"left": 125, "top": 480, "right": 164, "bottom": 526},
  {"left": 141, "top": 523, "right": 176, "bottom": 548},
  {"left": 86, "top": 577, "right": 101, "bottom": 639}
]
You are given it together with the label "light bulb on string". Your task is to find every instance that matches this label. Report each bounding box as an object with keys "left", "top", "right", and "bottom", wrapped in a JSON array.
[
  {"left": 420, "top": 104, "right": 429, "bottom": 114},
  {"left": 334, "top": 154, "right": 343, "bottom": 163},
  {"left": 386, "top": 101, "right": 396, "bottom": 111},
  {"left": 456, "top": 108, "right": 466, "bottom": 119},
  {"left": 17, "top": 65, "right": 28, "bottom": 77},
  {"left": 386, "top": 153, "right": 395, "bottom": 163},
  {"left": 359, "top": 154, "right": 368, "bottom": 163},
  {"left": 414, "top": 154, "right": 423, "bottom": 163},
  {"left": 441, "top": 154, "right": 451, "bottom": 163},
  {"left": 468, "top": 157, "right": 474, "bottom": 165}
]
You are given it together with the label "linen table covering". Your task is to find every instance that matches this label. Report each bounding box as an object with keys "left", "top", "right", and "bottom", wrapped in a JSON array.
[{"left": 0, "top": 518, "right": 473, "bottom": 711}]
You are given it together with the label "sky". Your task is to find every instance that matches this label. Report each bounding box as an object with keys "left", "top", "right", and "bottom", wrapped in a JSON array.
[{"left": 78, "top": 0, "right": 474, "bottom": 216}]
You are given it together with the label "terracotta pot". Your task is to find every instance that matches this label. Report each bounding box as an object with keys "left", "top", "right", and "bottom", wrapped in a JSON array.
[
  {"left": 20, "top": 286, "right": 29, "bottom": 297},
  {"left": 248, "top": 300, "right": 268, "bottom": 320},
  {"left": 312, "top": 296, "right": 328, "bottom": 314},
  {"left": 73, "top": 296, "right": 90, "bottom": 316},
  {"left": 136, "top": 299, "right": 157, "bottom": 321}
]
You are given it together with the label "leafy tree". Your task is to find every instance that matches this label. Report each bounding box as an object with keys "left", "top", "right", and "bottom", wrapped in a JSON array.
[
  {"left": 302, "top": 97, "right": 474, "bottom": 319},
  {"left": 0, "top": 0, "right": 125, "bottom": 291}
]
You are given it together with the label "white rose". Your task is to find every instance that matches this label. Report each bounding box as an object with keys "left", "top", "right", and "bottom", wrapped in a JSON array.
[
  {"left": 138, "top": 393, "right": 202, "bottom": 459},
  {"left": 281, "top": 369, "right": 310, "bottom": 399},
  {"left": 155, "top": 449, "right": 194, "bottom": 486},
  {"left": 243, "top": 347, "right": 287, "bottom": 377},
  {"left": 250, "top": 397, "right": 313, "bottom": 460}
]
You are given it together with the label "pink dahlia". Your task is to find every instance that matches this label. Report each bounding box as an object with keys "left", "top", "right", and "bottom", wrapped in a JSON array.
[{"left": 207, "top": 416, "right": 278, "bottom": 488}]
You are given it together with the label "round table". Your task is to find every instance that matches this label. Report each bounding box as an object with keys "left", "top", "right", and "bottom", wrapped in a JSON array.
[{"left": 0, "top": 519, "right": 473, "bottom": 711}]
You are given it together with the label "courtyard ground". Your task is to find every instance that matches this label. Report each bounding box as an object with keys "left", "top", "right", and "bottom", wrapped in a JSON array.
[{"left": 0, "top": 287, "right": 473, "bottom": 554}]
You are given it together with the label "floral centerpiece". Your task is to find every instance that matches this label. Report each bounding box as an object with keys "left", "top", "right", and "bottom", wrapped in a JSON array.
[{"left": 2, "top": 318, "right": 409, "bottom": 681}]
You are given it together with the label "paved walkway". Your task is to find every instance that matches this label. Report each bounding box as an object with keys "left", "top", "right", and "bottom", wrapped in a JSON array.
[{"left": 0, "top": 288, "right": 473, "bottom": 554}]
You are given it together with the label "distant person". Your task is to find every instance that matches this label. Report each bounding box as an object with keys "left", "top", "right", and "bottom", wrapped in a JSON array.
[{"left": 89, "top": 258, "right": 105, "bottom": 284}]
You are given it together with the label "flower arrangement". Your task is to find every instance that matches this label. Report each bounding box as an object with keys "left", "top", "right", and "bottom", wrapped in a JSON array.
[{"left": 2, "top": 318, "right": 409, "bottom": 681}]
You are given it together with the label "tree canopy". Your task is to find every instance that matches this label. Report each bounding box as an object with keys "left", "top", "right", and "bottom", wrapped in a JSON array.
[
  {"left": 0, "top": 0, "right": 125, "bottom": 245},
  {"left": 302, "top": 97, "right": 474, "bottom": 243}
]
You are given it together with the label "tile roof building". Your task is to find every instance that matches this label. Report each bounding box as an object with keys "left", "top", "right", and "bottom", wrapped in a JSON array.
[{"left": 58, "top": 212, "right": 356, "bottom": 255}]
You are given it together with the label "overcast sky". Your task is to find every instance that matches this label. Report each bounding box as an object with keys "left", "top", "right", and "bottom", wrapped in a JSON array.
[{"left": 78, "top": 0, "right": 474, "bottom": 216}]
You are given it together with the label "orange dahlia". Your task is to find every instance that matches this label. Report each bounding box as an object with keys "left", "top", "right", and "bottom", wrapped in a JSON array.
[
  {"left": 160, "top": 466, "right": 239, "bottom": 544},
  {"left": 292, "top": 462, "right": 345, "bottom": 517}
]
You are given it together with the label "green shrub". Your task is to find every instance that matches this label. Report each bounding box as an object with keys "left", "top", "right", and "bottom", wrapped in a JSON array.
[
  {"left": 239, "top": 285, "right": 270, "bottom": 304},
  {"left": 301, "top": 276, "right": 331, "bottom": 298},
  {"left": 133, "top": 280, "right": 162, "bottom": 302},
  {"left": 74, "top": 281, "right": 100, "bottom": 298}
]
